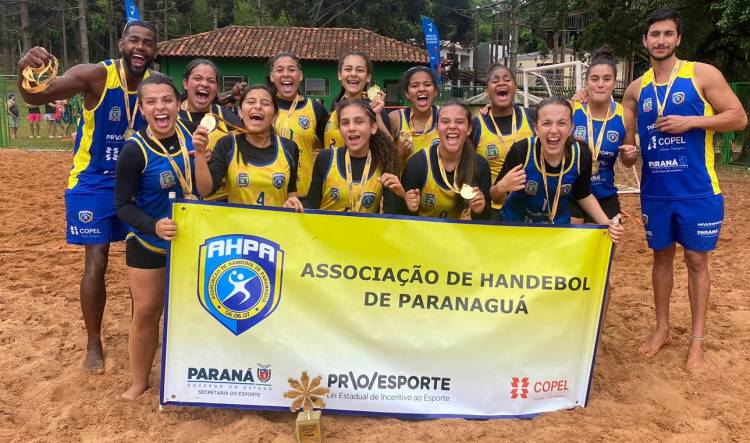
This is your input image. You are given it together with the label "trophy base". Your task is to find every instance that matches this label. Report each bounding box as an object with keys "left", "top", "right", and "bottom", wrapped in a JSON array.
[{"left": 295, "top": 410, "right": 322, "bottom": 443}]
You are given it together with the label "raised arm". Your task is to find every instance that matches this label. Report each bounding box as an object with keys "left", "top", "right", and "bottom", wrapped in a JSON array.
[{"left": 18, "top": 47, "right": 106, "bottom": 108}]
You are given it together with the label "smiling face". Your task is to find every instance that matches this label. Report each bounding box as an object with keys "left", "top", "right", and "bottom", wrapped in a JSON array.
[
  {"left": 586, "top": 64, "right": 616, "bottom": 105},
  {"left": 487, "top": 66, "right": 516, "bottom": 110},
  {"left": 270, "top": 56, "right": 303, "bottom": 101},
  {"left": 240, "top": 88, "right": 277, "bottom": 135},
  {"left": 182, "top": 63, "right": 218, "bottom": 113},
  {"left": 535, "top": 103, "right": 572, "bottom": 159},
  {"left": 643, "top": 19, "right": 681, "bottom": 61},
  {"left": 437, "top": 104, "right": 471, "bottom": 156},
  {"left": 338, "top": 104, "right": 377, "bottom": 155},
  {"left": 405, "top": 70, "right": 436, "bottom": 113},
  {"left": 119, "top": 24, "right": 157, "bottom": 77},
  {"left": 140, "top": 83, "right": 179, "bottom": 137},
  {"left": 338, "top": 55, "right": 371, "bottom": 98}
]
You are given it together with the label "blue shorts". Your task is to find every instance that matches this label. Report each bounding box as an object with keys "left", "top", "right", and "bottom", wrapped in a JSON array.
[
  {"left": 641, "top": 194, "right": 724, "bottom": 252},
  {"left": 65, "top": 189, "right": 127, "bottom": 244}
]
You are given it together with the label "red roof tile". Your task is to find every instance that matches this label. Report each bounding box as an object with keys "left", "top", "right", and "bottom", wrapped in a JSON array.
[{"left": 159, "top": 26, "right": 428, "bottom": 63}]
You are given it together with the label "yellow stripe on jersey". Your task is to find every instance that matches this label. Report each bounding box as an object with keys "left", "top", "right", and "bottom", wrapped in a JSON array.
[
  {"left": 320, "top": 147, "right": 383, "bottom": 213},
  {"left": 418, "top": 148, "right": 461, "bottom": 219},
  {"left": 273, "top": 98, "right": 321, "bottom": 196},
  {"left": 226, "top": 135, "right": 292, "bottom": 207},
  {"left": 397, "top": 107, "right": 440, "bottom": 157},
  {"left": 324, "top": 109, "right": 345, "bottom": 150},
  {"left": 68, "top": 61, "right": 137, "bottom": 189}
]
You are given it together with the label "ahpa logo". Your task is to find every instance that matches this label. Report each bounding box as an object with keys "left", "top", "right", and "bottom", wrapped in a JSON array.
[
  {"left": 510, "top": 377, "right": 529, "bottom": 399},
  {"left": 362, "top": 192, "right": 376, "bottom": 209},
  {"left": 486, "top": 144, "right": 499, "bottom": 159},
  {"left": 78, "top": 210, "right": 94, "bottom": 223},
  {"left": 298, "top": 116, "right": 311, "bottom": 130},
  {"left": 606, "top": 130, "right": 619, "bottom": 143},
  {"left": 198, "top": 235, "right": 284, "bottom": 336},
  {"left": 574, "top": 126, "right": 586, "bottom": 141},
  {"left": 672, "top": 91, "right": 685, "bottom": 105}
]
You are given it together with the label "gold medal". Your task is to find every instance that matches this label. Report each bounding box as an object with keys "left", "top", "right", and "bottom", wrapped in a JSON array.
[
  {"left": 652, "top": 60, "right": 683, "bottom": 117},
  {"left": 199, "top": 114, "right": 217, "bottom": 132},
  {"left": 21, "top": 56, "right": 59, "bottom": 93},
  {"left": 459, "top": 184, "right": 476, "bottom": 200},
  {"left": 583, "top": 99, "right": 612, "bottom": 177},
  {"left": 116, "top": 59, "right": 142, "bottom": 137},
  {"left": 344, "top": 149, "right": 373, "bottom": 212},
  {"left": 123, "top": 127, "right": 136, "bottom": 139},
  {"left": 183, "top": 194, "right": 199, "bottom": 200},
  {"left": 366, "top": 85, "right": 382, "bottom": 101}
]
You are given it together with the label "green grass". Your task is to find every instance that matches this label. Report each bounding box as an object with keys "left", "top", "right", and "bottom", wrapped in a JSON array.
[{"left": 4, "top": 80, "right": 74, "bottom": 151}]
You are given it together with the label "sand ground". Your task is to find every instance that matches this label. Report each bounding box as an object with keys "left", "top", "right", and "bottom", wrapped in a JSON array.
[{"left": 1, "top": 150, "right": 748, "bottom": 442}]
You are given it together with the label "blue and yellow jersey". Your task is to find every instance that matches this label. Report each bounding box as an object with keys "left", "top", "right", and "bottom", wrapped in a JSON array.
[
  {"left": 226, "top": 134, "right": 294, "bottom": 207},
  {"left": 394, "top": 106, "right": 440, "bottom": 156},
  {"left": 68, "top": 59, "right": 149, "bottom": 191},
  {"left": 274, "top": 97, "right": 322, "bottom": 197},
  {"left": 637, "top": 61, "right": 719, "bottom": 199},
  {"left": 126, "top": 121, "right": 195, "bottom": 254},
  {"left": 319, "top": 147, "right": 383, "bottom": 213},
  {"left": 501, "top": 137, "right": 581, "bottom": 224},
  {"left": 414, "top": 144, "right": 463, "bottom": 219},
  {"left": 323, "top": 108, "right": 344, "bottom": 151},
  {"left": 572, "top": 100, "right": 625, "bottom": 200},
  {"left": 179, "top": 103, "right": 234, "bottom": 201}
]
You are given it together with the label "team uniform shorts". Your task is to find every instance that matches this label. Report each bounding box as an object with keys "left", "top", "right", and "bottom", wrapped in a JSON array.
[
  {"left": 27, "top": 113, "right": 41, "bottom": 123},
  {"left": 125, "top": 238, "right": 166, "bottom": 269},
  {"left": 570, "top": 193, "right": 621, "bottom": 223},
  {"left": 65, "top": 189, "right": 127, "bottom": 244},
  {"left": 641, "top": 194, "right": 724, "bottom": 252}
]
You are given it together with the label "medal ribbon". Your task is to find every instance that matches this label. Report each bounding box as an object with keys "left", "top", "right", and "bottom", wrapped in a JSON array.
[
  {"left": 146, "top": 126, "right": 195, "bottom": 198},
  {"left": 584, "top": 99, "right": 612, "bottom": 166},
  {"left": 405, "top": 107, "right": 433, "bottom": 137},
  {"left": 652, "top": 59, "right": 683, "bottom": 117},
  {"left": 489, "top": 106, "right": 517, "bottom": 147},
  {"left": 437, "top": 147, "right": 462, "bottom": 193},
  {"left": 117, "top": 59, "right": 140, "bottom": 133},
  {"left": 344, "top": 149, "right": 372, "bottom": 212},
  {"left": 279, "top": 95, "right": 302, "bottom": 138},
  {"left": 539, "top": 139, "right": 566, "bottom": 224}
]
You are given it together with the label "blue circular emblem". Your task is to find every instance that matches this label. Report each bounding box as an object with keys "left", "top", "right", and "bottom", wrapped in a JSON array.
[
  {"left": 298, "top": 116, "right": 311, "bottom": 130},
  {"left": 208, "top": 259, "right": 271, "bottom": 318}
]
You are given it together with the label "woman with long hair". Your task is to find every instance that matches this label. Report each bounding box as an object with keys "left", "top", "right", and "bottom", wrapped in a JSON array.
[
  {"left": 114, "top": 75, "right": 199, "bottom": 399},
  {"left": 324, "top": 51, "right": 391, "bottom": 150},
  {"left": 570, "top": 46, "right": 638, "bottom": 223},
  {"left": 193, "top": 84, "right": 300, "bottom": 210},
  {"left": 179, "top": 58, "right": 243, "bottom": 201},
  {"left": 302, "top": 100, "right": 403, "bottom": 214},
  {"left": 401, "top": 101, "right": 491, "bottom": 220},
  {"left": 492, "top": 96, "right": 624, "bottom": 241},
  {"left": 268, "top": 52, "right": 329, "bottom": 197}
]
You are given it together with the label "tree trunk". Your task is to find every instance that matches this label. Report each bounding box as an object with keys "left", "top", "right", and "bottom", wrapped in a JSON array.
[
  {"left": 509, "top": 0, "right": 519, "bottom": 70},
  {"left": 61, "top": 9, "right": 69, "bottom": 69},
  {"left": 20, "top": 0, "right": 32, "bottom": 52},
  {"left": 1, "top": 2, "right": 10, "bottom": 73},
  {"left": 139, "top": 0, "right": 145, "bottom": 20},
  {"left": 78, "top": 0, "right": 89, "bottom": 63}
]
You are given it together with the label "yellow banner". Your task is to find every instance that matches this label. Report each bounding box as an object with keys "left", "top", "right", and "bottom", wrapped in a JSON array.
[{"left": 160, "top": 201, "right": 613, "bottom": 418}]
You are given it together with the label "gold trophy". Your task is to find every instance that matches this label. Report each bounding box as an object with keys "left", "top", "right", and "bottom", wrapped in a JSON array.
[{"left": 284, "top": 371, "right": 329, "bottom": 443}]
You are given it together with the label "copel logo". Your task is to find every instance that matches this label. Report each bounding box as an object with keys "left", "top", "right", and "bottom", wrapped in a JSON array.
[{"left": 510, "top": 377, "right": 529, "bottom": 399}]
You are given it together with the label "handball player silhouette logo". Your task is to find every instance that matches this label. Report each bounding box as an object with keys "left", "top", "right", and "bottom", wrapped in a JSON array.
[{"left": 197, "top": 234, "right": 284, "bottom": 336}]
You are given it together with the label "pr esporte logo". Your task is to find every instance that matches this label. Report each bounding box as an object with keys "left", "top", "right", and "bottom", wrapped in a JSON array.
[
  {"left": 510, "top": 377, "right": 529, "bottom": 399},
  {"left": 197, "top": 235, "right": 284, "bottom": 336}
]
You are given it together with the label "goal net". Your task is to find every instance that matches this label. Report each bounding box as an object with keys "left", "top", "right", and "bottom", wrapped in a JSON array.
[
  {"left": 614, "top": 158, "right": 641, "bottom": 194},
  {"left": 521, "top": 61, "right": 584, "bottom": 107}
]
